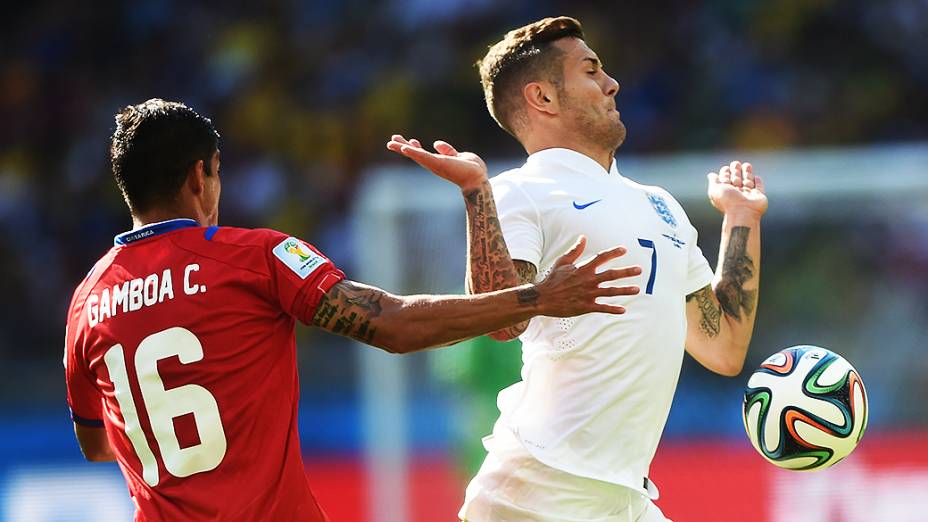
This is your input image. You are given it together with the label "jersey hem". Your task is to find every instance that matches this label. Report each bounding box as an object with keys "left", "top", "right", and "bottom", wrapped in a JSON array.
[{"left": 491, "top": 424, "right": 655, "bottom": 499}]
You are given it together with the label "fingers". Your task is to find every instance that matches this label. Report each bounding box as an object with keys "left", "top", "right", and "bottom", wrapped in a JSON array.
[
  {"left": 595, "top": 266, "right": 643, "bottom": 284},
  {"left": 554, "top": 236, "right": 587, "bottom": 268},
  {"left": 592, "top": 303, "right": 627, "bottom": 315},
  {"left": 729, "top": 161, "right": 743, "bottom": 188},
  {"left": 393, "top": 144, "right": 443, "bottom": 171},
  {"left": 715, "top": 161, "right": 756, "bottom": 191},
  {"left": 753, "top": 174, "right": 765, "bottom": 194},
  {"left": 742, "top": 162, "right": 755, "bottom": 189},
  {"left": 386, "top": 135, "right": 451, "bottom": 171},
  {"left": 719, "top": 166, "right": 731, "bottom": 184},
  {"left": 596, "top": 284, "right": 641, "bottom": 297},
  {"left": 580, "top": 244, "right": 628, "bottom": 269},
  {"left": 433, "top": 140, "right": 459, "bottom": 156},
  {"left": 387, "top": 134, "right": 423, "bottom": 153}
]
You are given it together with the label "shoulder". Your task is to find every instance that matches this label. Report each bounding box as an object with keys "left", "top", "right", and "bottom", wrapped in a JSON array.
[
  {"left": 67, "top": 248, "right": 118, "bottom": 324},
  {"left": 490, "top": 167, "right": 544, "bottom": 205},
  {"left": 193, "top": 226, "right": 290, "bottom": 248},
  {"left": 490, "top": 164, "right": 552, "bottom": 188},
  {"left": 489, "top": 167, "right": 524, "bottom": 189},
  {"left": 625, "top": 178, "right": 689, "bottom": 224},
  {"left": 169, "top": 226, "right": 314, "bottom": 277}
]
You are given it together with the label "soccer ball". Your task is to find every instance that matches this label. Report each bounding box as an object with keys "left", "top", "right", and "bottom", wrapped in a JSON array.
[{"left": 742, "top": 345, "right": 868, "bottom": 471}]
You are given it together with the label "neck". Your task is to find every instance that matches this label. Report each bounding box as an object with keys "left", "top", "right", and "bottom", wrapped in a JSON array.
[
  {"left": 522, "top": 134, "right": 614, "bottom": 172},
  {"left": 132, "top": 208, "right": 201, "bottom": 229}
]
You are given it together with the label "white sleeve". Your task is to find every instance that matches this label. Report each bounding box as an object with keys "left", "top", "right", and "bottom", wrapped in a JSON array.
[
  {"left": 490, "top": 177, "right": 543, "bottom": 269},
  {"left": 685, "top": 220, "right": 715, "bottom": 295},
  {"left": 660, "top": 189, "right": 714, "bottom": 295}
]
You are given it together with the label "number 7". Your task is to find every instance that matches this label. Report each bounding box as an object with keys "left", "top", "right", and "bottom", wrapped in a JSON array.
[{"left": 637, "top": 238, "right": 657, "bottom": 295}]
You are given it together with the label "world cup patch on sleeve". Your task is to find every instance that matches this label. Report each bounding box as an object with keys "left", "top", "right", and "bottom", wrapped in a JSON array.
[{"left": 273, "top": 237, "right": 327, "bottom": 279}]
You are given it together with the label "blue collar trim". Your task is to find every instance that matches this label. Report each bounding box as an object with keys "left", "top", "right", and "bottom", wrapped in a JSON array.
[{"left": 114, "top": 218, "right": 200, "bottom": 246}]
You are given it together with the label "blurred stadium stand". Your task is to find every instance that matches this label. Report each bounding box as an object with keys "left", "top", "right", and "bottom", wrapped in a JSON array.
[{"left": 1, "top": 1, "right": 926, "bottom": 521}]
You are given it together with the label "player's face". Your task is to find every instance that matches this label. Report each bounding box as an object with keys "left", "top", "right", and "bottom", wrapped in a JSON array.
[
  {"left": 204, "top": 150, "right": 221, "bottom": 226},
  {"left": 555, "top": 38, "right": 626, "bottom": 151}
]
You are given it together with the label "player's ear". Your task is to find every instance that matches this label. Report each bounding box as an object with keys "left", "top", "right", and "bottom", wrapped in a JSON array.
[
  {"left": 185, "top": 160, "right": 207, "bottom": 196},
  {"left": 523, "top": 81, "right": 559, "bottom": 116}
]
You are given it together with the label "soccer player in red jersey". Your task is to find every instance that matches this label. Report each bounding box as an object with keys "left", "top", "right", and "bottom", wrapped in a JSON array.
[{"left": 63, "top": 99, "right": 643, "bottom": 521}]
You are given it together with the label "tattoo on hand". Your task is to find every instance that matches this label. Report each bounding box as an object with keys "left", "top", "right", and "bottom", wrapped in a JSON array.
[
  {"left": 312, "top": 281, "right": 383, "bottom": 343},
  {"left": 716, "top": 227, "right": 757, "bottom": 321},
  {"left": 687, "top": 285, "right": 721, "bottom": 338},
  {"left": 516, "top": 287, "right": 540, "bottom": 305}
]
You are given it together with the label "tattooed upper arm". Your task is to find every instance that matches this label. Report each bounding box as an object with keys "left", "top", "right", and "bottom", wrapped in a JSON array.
[
  {"left": 686, "top": 284, "right": 721, "bottom": 338},
  {"left": 312, "top": 280, "right": 386, "bottom": 345},
  {"left": 513, "top": 260, "right": 538, "bottom": 284},
  {"left": 489, "top": 260, "right": 538, "bottom": 340}
]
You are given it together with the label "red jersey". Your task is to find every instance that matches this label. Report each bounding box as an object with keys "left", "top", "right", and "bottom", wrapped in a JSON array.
[{"left": 63, "top": 219, "right": 345, "bottom": 521}]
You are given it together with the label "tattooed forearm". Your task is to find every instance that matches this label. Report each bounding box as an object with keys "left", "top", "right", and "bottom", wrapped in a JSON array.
[
  {"left": 463, "top": 181, "right": 520, "bottom": 293},
  {"left": 687, "top": 285, "right": 721, "bottom": 338},
  {"left": 716, "top": 226, "right": 757, "bottom": 321},
  {"left": 312, "top": 281, "right": 384, "bottom": 344}
]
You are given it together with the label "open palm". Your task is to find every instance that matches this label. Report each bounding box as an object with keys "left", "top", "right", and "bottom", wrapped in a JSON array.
[
  {"left": 386, "top": 134, "right": 488, "bottom": 191},
  {"left": 707, "top": 161, "right": 768, "bottom": 216}
]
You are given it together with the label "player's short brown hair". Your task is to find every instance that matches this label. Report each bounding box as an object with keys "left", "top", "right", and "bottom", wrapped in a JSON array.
[
  {"left": 477, "top": 16, "right": 585, "bottom": 137},
  {"left": 110, "top": 99, "right": 220, "bottom": 214}
]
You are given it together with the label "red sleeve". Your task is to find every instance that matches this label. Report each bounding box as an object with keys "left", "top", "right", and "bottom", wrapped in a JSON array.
[
  {"left": 265, "top": 234, "right": 345, "bottom": 324},
  {"left": 63, "top": 322, "right": 105, "bottom": 427}
]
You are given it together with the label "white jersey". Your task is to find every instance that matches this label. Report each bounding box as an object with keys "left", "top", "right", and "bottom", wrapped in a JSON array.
[{"left": 488, "top": 147, "right": 714, "bottom": 494}]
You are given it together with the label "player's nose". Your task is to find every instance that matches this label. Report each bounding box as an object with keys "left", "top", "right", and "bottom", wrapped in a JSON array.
[{"left": 604, "top": 74, "right": 619, "bottom": 97}]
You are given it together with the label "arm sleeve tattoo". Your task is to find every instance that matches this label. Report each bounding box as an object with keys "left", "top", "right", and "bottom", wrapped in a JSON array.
[
  {"left": 715, "top": 226, "right": 757, "bottom": 321},
  {"left": 686, "top": 284, "right": 721, "bottom": 338},
  {"left": 312, "top": 280, "right": 384, "bottom": 344},
  {"left": 463, "top": 183, "right": 520, "bottom": 293}
]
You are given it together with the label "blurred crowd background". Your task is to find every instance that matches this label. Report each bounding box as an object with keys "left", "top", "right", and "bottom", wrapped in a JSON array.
[{"left": 1, "top": 1, "right": 926, "bottom": 521}]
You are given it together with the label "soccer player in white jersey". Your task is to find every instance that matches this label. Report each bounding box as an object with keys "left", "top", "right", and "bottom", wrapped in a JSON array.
[{"left": 389, "top": 16, "right": 768, "bottom": 522}]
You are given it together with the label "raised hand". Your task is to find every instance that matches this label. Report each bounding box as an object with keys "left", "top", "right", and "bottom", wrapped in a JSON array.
[
  {"left": 707, "top": 161, "right": 768, "bottom": 217},
  {"left": 535, "top": 236, "right": 642, "bottom": 317},
  {"left": 386, "top": 134, "right": 489, "bottom": 192}
]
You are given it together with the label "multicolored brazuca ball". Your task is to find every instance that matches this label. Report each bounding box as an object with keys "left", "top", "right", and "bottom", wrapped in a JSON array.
[{"left": 743, "top": 346, "right": 868, "bottom": 471}]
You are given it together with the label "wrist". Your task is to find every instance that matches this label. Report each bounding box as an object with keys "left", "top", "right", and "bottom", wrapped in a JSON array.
[
  {"left": 516, "top": 282, "right": 544, "bottom": 311},
  {"left": 723, "top": 207, "right": 764, "bottom": 223},
  {"left": 459, "top": 177, "right": 490, "bottom": 195}
]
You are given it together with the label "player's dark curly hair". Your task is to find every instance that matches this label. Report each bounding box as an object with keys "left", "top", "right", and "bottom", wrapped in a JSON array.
[
  {"left": 110, "top": 99, "right": 220, "bottom": 214},
  {"left": 477, "top": 16, "right": 585, "bottom": 137}
]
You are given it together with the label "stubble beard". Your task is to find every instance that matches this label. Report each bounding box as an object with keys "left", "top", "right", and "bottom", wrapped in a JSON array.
[{"left": 563, "top": 94, "right": 626, "bottom": 153}]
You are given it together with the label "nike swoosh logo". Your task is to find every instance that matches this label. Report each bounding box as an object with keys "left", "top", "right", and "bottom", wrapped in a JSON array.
[{"left": 573, "top": 199, "right": 602, "bottom": 210}]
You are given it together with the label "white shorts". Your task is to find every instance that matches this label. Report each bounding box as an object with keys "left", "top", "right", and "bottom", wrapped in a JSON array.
[{"left": 459, "top": 433, "right": 672, "bottom": 522}]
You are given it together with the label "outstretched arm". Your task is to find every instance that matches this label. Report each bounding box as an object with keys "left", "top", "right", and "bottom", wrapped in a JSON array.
[
  {"left": 685, "top": 161, "right": 766, "bottom": 376},
  {"left": 313, "top": 236, "right": 640, "bottom": 353},
  {"left": 387, "top": 135, "right": 547, "bottom": 340}
]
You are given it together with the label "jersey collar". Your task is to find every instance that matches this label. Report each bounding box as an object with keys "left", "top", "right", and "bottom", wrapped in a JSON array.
[
  {"left": 114, "top": 218, "right": 200, "bottom": 246},
  {"left": 525, "top": 148, "right": 621, "bottom": 177}
]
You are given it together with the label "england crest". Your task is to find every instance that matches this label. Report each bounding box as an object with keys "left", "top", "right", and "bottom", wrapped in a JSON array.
[{"left": 646, "top": 192, "right": 678, "bottom": 228}]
